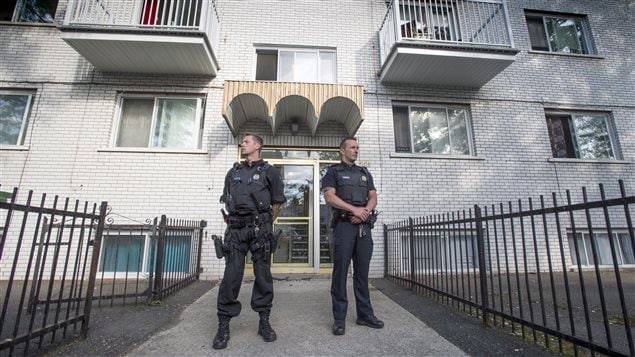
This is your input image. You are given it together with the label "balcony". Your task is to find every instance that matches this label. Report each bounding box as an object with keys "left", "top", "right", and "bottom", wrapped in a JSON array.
[
  {"left": 379, "top": 0, "right": 518, "bottom": 87},
  {"left": 59, "top": 0, "right": 220, "bottom": 75},
  {"left": 222, "top": 81, "right": 364, "bottom": 137}
]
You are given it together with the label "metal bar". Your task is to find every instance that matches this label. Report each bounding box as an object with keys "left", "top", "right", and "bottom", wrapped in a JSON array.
[
  {"left": 492, "top": 204, "right": 504, "bottom": 324},
  {"left": 38, "top": 196, "right": 61, "bottom": 348},
  {"left": 567, "top": 189, "right": 595, "bottom": 351},
  {"left": 384, "top": 224, "right": 389, "bottom": 277},
  {"left": 519, "top": 199, "right": 536, "bottom": 342},
  {"left": 412, "top": 219, "right": 418, "bottom": 292},
  {"left": 618, "top": 180, "right": 635, "bottom": 356},
  {"left": 154, "top": 215, "right": 167, "bottom": 300},
  {"left": 51, "top": 198, "right": 73, "bottom": 343},
  {"left": 540, "top": 195, "right": 562, "bottom": 353},
  {"left": 443, "top": 213, "right": 450, "bottom": 304},
  {"left": 475, "top": 205, "right": 488, "bottom": 325},
  {"left": 0, "top": 187, "right": 19, "bottom": 260},
  {"left": 81, "top": 201, "right": 108, "bottom": 338},
  {"left": 509, "top": 200, "right": 525, "bottom": 339},
  {"left": 64, "top": 201, "right": 90, "bottom": 336},
  {"left": 599, "top": 183, "right": 633, "bottom": 356},
  {"left": 484, "top": 206, "right": 497, "bottom": 325},
  {"left": 196, "top": 220, "right": 206, "bottom": 278},
  {"left": 528, "top": 197, "right": 548, "bottom": 347},
  {"left": 552, "top": 192, "right": 578, "bottom": 357},
  {"left": 4, "top": 189, "right": 32, "bottom": 355},
  {"left": 582, "top": 186, "right": 612, "bottom": 349},
  {"left": 500, "top": 202, "right": 515, "bottom": 333},
  {"left": 468, "top": 209, "right": 476, "bottom": 308}
]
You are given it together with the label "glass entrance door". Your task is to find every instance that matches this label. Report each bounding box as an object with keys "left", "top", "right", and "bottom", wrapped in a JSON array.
[
  {"left": 272, "top": 163, "right": 314, "bottom": 272},
  {"left": 242, "top": 149, "right": 339, "bottom": 275}
]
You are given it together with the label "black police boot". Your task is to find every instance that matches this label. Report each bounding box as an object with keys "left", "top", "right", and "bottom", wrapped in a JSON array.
[
  {"left": 356, "top": 315, "right": 384, "bottom": 329},
  {"left": 332, "top": 320, "right": 345, "bottom": 335},
  {"left": 258, "top": 311, "right": 277, "bottom": 342},
  {"left": 212, "top": 316, "right": 231, "bottom": 350}
]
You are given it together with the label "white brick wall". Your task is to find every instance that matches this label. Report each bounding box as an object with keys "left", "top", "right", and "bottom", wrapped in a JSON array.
[{"left": 1, "top": 0, "right": 633, "bottom": 280}]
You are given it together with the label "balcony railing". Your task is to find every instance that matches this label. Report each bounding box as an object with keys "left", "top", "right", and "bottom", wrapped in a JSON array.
[
  {"left": 61, "top": 0, "right": 220, "bottom": 75},
  {"left": 379, "top": 0, "right": 514, "bottom": 65},
  {"left": 63, "top": 0, "right": 220, "bottom": 55}
]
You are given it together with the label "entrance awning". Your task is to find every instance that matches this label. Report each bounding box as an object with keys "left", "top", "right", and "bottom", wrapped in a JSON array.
[{"left": 222, "top": 81, "right": 364, "bottom": 137}]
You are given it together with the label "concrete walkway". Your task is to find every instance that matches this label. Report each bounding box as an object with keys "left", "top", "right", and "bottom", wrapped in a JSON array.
[{"left": 126, "top": 279, "right": 467, "bottom": 356}]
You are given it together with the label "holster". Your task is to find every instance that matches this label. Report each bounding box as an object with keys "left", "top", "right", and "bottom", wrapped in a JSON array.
[
  {"left": 213, "top": 234, "right": 226, "bottom": 259},
  {"left": 249, "top": 229, "right": 282, "bottom": 262}
]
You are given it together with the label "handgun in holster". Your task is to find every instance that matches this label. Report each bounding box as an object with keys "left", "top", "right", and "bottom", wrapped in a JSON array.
[{"left": 213, "top": 234, "right": 226, "bottom": 259}]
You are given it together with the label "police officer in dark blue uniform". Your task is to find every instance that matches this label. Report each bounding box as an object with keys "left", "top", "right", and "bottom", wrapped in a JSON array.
[
  {"left": 321, "top": 136, "right": 384, "bottom": 336},
  {"left": 213, "top": 133, "right": 286, "bottom": 350}
]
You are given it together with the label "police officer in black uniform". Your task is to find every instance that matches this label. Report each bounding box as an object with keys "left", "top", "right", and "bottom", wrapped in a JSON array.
[
  {"left": 321, "top": 136, "right": 384, "bottom": 336},
  {"left": 213, "top": 133, "right": 286, "bottom": 350}
]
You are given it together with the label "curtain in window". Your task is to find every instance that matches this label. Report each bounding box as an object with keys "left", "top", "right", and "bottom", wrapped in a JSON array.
[
  {"left": 147, "top": 236, "right": 192, "bottom": 273},
  {"left": 319, "top": 52, "right": 335, "bottom": 83},
  {"left": 392, "top": 106, "right": 411, "bottom": 152},
  {"left": 0, "top": 94, "right": 29, "bottom": 145},
  {"left": 618, "top": 234, "right": 635, "bottom": 264},
  {"left": 152, "top": 98, "right": 198, "bottom": 148},
  {"left": 526, "top": 16, "right": 549, "bottom": 51},
  {"left": 99, "top": 235, "right": 145, "bottom": 273},
  {"left": 117, "top": 98, "right": 154, "bottom": 147}
]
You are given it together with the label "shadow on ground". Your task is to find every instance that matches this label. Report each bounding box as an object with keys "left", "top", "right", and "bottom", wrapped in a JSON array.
[{"left": 38, "top": 281, "right": 215, "bottom": 357}]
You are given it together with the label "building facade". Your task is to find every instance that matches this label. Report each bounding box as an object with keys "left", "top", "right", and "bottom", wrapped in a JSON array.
[{"left": 1, "top": 0, "right": 633, "bottom": 280}]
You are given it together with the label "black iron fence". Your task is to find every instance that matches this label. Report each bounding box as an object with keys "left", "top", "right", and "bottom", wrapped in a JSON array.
[
  {"left": 384, "top": 180, "right": 635, "bottom": 357},
  {"left": 0, "top": 187, "right": 206, "bottom": 356},
  {"left": 94, "top": 216, "right": 206, "bottom": 307},
  {"left": 0, "top": 187, "right": 107, "bottom": 356}
]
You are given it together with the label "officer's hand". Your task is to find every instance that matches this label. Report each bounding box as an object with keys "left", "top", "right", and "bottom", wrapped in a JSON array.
[
  {"left": 351, "top": 216, "right": 363, "bottom": 224},
  {"left": 351, "top": 207, "right": 370, "bottom": 221}
]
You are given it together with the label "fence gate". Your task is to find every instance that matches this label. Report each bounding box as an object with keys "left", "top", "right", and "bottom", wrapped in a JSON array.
[{"left": 0, "top": 187, "right": 107, "bottom": 356}]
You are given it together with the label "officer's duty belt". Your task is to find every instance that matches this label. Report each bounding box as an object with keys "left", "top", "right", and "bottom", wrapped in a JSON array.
[
  {"left": 228, "top": 212, "right": 270, "bottom": 229},
  {"left": 228, "top": 215, "right": 257, "bottom": 229}
]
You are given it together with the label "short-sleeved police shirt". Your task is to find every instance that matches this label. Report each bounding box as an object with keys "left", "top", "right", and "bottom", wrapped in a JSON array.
[{"left": 321, "top": 162, "right": 375, "bottom": 206}]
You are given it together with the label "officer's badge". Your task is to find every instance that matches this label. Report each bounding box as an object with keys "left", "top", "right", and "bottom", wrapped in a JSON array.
[
  {"left": 361, "top": 176, "right": 367, "bottom": 181},
  {"left": 253, "top": 174, "right": 260, "bottom": 180}
]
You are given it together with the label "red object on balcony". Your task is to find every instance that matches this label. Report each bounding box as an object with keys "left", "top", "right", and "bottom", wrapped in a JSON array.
[{"left": 141, "top": 0, "right": 157, "bottom": 25}]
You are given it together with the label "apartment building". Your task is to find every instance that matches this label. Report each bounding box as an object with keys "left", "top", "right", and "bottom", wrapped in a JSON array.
[{"left": 1, "top": 0, "right": 633, "bottom": 280}]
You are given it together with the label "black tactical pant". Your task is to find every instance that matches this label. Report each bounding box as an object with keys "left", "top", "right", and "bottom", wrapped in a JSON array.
[
  {"left": 331, "top": 221, "right": 374, "bottom": 321},
  {"left": 217, "top": 219, "right": 274, "bottom": 318}
]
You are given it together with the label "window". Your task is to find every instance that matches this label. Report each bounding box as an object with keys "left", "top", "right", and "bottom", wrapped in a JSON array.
[
  {"left": 568, "top": 232, "right": 635, "bottom": 267},
  {"left": 114, "top": 95, "right": 204, "bottom": 149},
  {"left": 525, "top": 12, "right": 594, "bottom": 54},
  {"left": 99, "top": 234, "right": 148, "bottom": 273},
  {"left": 392, "top": 103, "right": 472, "bottom": 155},
  {"left": 399, "top": 2, "right": 459, "bottom": 41},
  {"left": 0, "top": 91, "right": 33, "bottom": 146},
  {"left": 255, "top": 48, "right": 336, "bottom": 83},
  {"left": 546, "top": 111, "right": 616, "bottom": 159},
  {"left": 0, "top": 0, "right": 59, "bottom": 23},
  {"left": 99, "top": 232, "right": 193, "bottom": 274}
]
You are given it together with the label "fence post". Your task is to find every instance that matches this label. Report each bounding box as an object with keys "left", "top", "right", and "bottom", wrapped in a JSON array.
[
  {"left": 197, "top": 220, "right": 206, "bottom": 279},
  {"left": 383, "top": 223, "right": 388, "bottom": 278},
  {"left": 152, "top": 215, "right": 167, "bottom": 301},
  {"left": 409, "top": 217, "right": 415, "bottom": 290},
  {"left": 81, "top": 201, "right": 108, "bottom": 338},
  {"left": 474, "top": 205, "right": 489, "bottom": 326}
]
